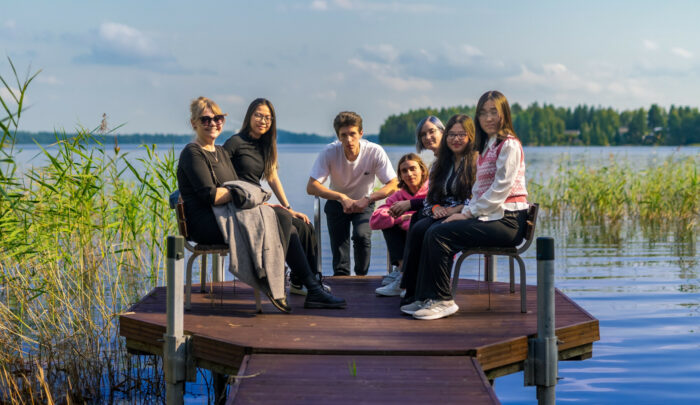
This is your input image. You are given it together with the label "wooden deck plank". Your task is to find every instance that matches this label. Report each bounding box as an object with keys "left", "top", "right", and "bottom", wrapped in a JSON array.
[
  {"left": 226, "top": 354, "right": 500, "bottom": 405},
  {"left": 119, "top": 277, "right": 598, "bottom": 374}
]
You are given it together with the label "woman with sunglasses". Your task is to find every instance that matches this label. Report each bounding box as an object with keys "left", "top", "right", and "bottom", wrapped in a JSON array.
[
  {"left": 177, "top": 97, "right": 345, "bottom": 312},
  {"left": 223, "top": 98, "right": 327, "bottom": 296}
]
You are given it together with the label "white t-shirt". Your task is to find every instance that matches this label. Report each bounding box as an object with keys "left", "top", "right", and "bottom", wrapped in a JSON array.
[{"left": 309, "top": 139, "right": 397, "bottom": 200}]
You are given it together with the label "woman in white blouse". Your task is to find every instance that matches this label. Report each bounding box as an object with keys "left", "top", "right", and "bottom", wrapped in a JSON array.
[{"left": 403, "top": 90, "right": 530, "bottom": 321}]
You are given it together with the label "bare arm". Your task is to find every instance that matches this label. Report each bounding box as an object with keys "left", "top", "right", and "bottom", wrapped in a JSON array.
[
  {"left": 213, "top": 187, "right": 232, "bottom": 205},
  {"left": 352, "top": 178, "right": 399, "bottom": 212},
  {"left": 307, "top": 177, "right": 355, "bottom": 212},
  {"left": 268, "top": 170, "right": 290, "bottom": 207}
]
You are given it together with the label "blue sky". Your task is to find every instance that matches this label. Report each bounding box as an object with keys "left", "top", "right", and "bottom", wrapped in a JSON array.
[{"left": 3, "top": 0, "right": 699, "bottom": 135}]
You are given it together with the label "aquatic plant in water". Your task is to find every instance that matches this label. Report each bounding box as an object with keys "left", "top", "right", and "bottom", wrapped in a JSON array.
[{"left": 1, "top": 59, "right": 178, "bottom": 402}]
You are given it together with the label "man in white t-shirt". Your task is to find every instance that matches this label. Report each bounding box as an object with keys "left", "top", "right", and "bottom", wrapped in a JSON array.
[{"left": 307, "top": 111, "right": 398, "bottom": 276}]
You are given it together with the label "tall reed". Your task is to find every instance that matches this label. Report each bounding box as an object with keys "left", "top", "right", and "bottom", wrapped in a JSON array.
[{"left": 1, "top": 59, "right": 177, "bottom": 402}]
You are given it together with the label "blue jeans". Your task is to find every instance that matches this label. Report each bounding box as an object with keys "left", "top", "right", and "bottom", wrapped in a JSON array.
[{"left": 324, "top": 199, "right": 374, "bottom": 276}]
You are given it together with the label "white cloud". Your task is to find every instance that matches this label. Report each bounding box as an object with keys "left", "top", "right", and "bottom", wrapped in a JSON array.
[
  {"left": 348, "top": 57, "right": 432, "bottom": 91},
  {"left": 310, "top": 0, "right": 328, "bottom": 10},
  {"left": 358, "top": 44, "right": 400, "bottom": 63},
  {"left": 4, "top": 20, "right": 16, "bottom": 29},
  {"left": 642, "top": 39, "right": 658, "bottom": 51},
  {"left": 507, "top": 63, "right": 603, "bottom": 94},
  {"left": 215, "top": 94, "right": 246, "bottom": 105},
  {"left": 74, "top": 22, "right": 181, "bottom": 72},
  {"left": 36, "top": 75, "right": 62, "bottom": 85},
  {"left": 312, "top": 90, "right": 337, "bottom": 100},
  {"left": 671, "top": 47, "right": 693, "bottom": 59},
  {"left": 0, "top": 87, "right": 22, "bottom": 109},
  {"left": 319, "top": 0, "right": 435, "bottom": 13},
  {"left": 458, "top": 44, "right": 483, "bottom": 57}
]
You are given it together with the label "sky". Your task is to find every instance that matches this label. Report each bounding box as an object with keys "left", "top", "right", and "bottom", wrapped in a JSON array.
[{"left": 2, "top": 0, "right": 699, "bottom": 136}]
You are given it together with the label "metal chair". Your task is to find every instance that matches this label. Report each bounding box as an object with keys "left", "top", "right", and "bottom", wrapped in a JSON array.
[
  {"left": 169, "top": 191, "right": 262, "bottom": 312},
  {"left": 450, "top": 203, "right": 539, "bottom": 313}
]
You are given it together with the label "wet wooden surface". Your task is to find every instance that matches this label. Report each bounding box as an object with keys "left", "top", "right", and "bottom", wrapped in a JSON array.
[{"left": 226, "top": 354, "right": 500, "bottom": 405}]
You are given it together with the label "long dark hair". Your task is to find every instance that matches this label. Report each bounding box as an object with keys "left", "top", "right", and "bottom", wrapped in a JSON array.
[
  {"left": 427, "top": 114, "right": 477, "bottom": 204},
  {"left": 474, "top": 90, "right": 517, "bottom": 154},
  {"left": 240, "top": 98, "right": 277, "bottom": 180}
]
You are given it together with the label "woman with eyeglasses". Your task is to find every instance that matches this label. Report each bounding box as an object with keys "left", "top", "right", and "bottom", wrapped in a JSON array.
[
  {"left": 397, "top": 114, "right": 478, "bottom": 311},
  {"left": 177, "top": 97, "right": 345, "bottom": 312},
  {"left": 407, "top": 91, "right": 529, "bottom": 321},
  {"left": 223, "top": 98, "right": 328, "bottom": 296}
]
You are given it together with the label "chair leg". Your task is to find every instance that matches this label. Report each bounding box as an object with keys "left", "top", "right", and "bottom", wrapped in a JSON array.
[
  {"left": 253, "top": 288, "right": 262, "bottom": 313},
  {"left": 514, "top": 255, "right": 527, "bottom": 313},
  {"left": 185, "top": 253, "right": 199, "bottom": 311},
  {"left": 509, "top": 256, "right": 515, "bottom": 293},
  {"left": 451, "top": 252, "right": 468, "bottom": 296},
  {"left": 200, "top": 254, "right": 207, "bottom": 293}
]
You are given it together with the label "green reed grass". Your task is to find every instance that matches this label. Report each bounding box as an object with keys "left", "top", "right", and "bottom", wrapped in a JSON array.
[
  {"left": 529, "top": 154, "right": 699, "bottom": 232},
  {"left": 1, "top": 60, "right": 178, "bottom": 402}
]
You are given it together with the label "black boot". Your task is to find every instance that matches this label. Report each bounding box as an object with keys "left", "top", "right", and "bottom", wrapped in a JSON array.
[{"left": 305, "top": 285, "right": 346, "bottom": 309}]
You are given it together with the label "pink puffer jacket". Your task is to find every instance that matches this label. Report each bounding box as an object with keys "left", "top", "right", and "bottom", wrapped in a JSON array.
[{"left": 370, "top": 181, "right": 429, "bottom": 231}]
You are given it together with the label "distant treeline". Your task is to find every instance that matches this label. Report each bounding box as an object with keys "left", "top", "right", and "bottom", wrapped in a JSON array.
[
  {"left": 11, "top": 129, "right": 383, "bottom": 145},
  {"left": 379, "top": 103, "right": 700, "bottom": 146}
]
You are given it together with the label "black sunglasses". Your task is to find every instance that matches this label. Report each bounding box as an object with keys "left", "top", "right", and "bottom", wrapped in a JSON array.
[{"left": 198, "top": 114, "right": 226, "bottom": 126}]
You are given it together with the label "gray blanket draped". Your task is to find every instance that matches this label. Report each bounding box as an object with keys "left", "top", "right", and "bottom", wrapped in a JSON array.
[{"left": 212, "top": 180, "right": 285, "bottom": 300}]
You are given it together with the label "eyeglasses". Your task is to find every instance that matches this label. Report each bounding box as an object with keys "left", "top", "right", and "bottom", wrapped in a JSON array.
[
  {"left": 447, "top": 131, "right": 468, "bottom": 139},
  {"left": 198, "top": 114, "right": 226, "bottom": 126},
  {"left": 478, "top": 109, "right": 500, "bottom": 119},
  {"left": 420, "top": 127, "right": 439, "bottom": 138},
  {"left": 253, "top": 112, "right": 273, "bottom": 123}
]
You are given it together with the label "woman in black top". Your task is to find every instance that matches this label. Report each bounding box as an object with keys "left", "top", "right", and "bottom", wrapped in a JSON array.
[
  {"left": 177, "top": 97, "right": 345, "bottom": 311},
  {"left": 223, "top": 98, "right": 323, "bottom": 294}
]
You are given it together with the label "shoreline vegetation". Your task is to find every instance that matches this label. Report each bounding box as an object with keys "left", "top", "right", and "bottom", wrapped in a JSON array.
[{"left": 1, "top": 61, "right": 698, "bottom": 402}]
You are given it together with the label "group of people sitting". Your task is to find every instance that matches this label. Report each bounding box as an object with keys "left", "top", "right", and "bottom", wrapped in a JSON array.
[{"left": 176, "top": 90, "right": 529, "bottom": 321}]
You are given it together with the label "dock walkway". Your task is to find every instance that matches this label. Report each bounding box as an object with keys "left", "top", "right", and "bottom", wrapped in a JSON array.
[{"left": 119, "top": 276, "right": 599, "bottom": 404}]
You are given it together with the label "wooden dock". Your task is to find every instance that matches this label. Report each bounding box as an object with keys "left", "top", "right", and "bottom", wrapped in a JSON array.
[{"left": 120, "top": 276, "right": 599, "bottom": 403}]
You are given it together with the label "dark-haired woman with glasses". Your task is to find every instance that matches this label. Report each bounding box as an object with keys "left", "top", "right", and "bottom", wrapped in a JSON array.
[
  {"left": 223, "top": 98, "right": 328, "bottom": 295},
  {"left": 177, "top": 97, "right": 345, "bottom": 311}
]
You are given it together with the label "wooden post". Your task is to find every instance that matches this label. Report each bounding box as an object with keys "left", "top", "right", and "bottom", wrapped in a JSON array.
[
  {"left": 164, "top": 236, "right": 187, "bottom": 405},
  {"left": 525, "top": 237, "right": 558, "bottom": 404}
]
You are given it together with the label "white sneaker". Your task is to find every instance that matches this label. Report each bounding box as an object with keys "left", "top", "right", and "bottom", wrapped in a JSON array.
[
  {"left": 375, "top": 274, "right": 403, "bottom": 296},
  {"left": 381, "top": 267, "right": 401, "bottom": 286},
  {"left": 400, "top": 299, "right": 426, "bottom": 315},
  {"left": 413, "top": 299, "right": 459, "bottom": 320}
]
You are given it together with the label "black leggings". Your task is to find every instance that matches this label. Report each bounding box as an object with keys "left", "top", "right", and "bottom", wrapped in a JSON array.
[
  {"left": 381, "top": 226, "right": 407, "bottom": 266},
  {"left": 399, "top": 215, "right": 445, "bottom": 300},
  {"left": 414, "top": 210, "right": 528, "bottom": 301}
]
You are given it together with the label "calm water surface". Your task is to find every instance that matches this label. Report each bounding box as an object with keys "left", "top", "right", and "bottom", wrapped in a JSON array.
[{"left": 12, "top": 143, "right": 700, "bottom": 403}]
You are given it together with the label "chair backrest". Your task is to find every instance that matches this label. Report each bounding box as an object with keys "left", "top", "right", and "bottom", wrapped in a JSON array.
[
  {"left": 516, "top": 203, "right": 539, "bottom": 254},
  {"left": 169, "top": 190, "right": 189, "bottom": 240}
]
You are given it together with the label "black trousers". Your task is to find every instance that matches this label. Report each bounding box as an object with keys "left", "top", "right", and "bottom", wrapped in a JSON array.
[
  {"left": 399, "top": 215, "right": 445, "bottom": 300},
  {"left": 414, "top": 210, "right": 528, "bottom": 301},
  {"left": 381, "top": 226, "right": 407, "bottom": 267},
  {"left": 324, "top": 199, "right": 373, "bottom": 276},
  {"left": 272, "top": 206, "right": 319, "bottom": 282}
]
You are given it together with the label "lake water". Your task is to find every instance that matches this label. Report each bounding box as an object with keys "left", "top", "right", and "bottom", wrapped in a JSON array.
[{"left": 10, "top": 143, "right": 700, "bottom": 403}]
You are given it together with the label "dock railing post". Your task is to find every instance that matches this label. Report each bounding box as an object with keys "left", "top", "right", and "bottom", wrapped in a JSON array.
[
  {"left": 525, "top": 236, "right": 558, "bottom": 405},
  {"left": 164, "top": 235, "right": 187, "bottom": 405}
]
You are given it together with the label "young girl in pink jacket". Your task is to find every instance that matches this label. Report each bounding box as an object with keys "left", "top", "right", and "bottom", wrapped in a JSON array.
[{"left": 370, "top": 153, "right": 429, "bottom": 273}]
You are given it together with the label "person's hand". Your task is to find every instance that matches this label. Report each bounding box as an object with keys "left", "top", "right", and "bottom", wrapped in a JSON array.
[
  {"left": 351, "top": 197, "right": 370, "bottom": 213},
  {"left": 289, "top": 209, "right": 310, "bottom": 224},
  {"left": 444, "top": 205, "right": 463, "bottom": 216},
  {"left": 431, "top": 205, "right": 449, "bottom": 218},
  {"left": 400, "top": 213, "right": 413, "bottom": 222},
  {"left": 389, "top": 200, "right": 411, "bottom": 217},
  {"left": 340, "top": 197, "right": 355, "bottom": 213},
  {"left": 444, "top": 213, "right": 467, "bottom": 223}
]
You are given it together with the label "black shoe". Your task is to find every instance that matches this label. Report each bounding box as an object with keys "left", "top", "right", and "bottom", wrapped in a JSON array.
[
  {"left": 261, "top": 285, "right": 292, "bottom": 313},
  {"left": 304, "top": 288, "right": 346, "bottom": 309}
]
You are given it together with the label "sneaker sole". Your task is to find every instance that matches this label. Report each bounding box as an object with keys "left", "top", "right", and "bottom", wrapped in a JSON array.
[
  {"left": 375, "top": 288, "right": 402, "bottom": 297},
  {"left": 289, "top": 287, "right": 307, "bottom": 296},
  {"left": 304, "top": 301, "right": 347, "bottom": 309},
  {"left": 413, "top": 305, "right": 459, "bottom": 320}
]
